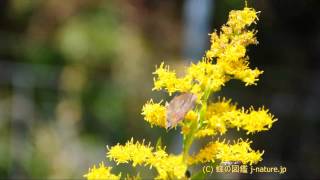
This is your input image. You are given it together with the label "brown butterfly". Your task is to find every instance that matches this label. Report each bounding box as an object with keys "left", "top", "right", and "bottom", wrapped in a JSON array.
[{"left": 166, "top": 93, "right": 197, "bottom": 129}]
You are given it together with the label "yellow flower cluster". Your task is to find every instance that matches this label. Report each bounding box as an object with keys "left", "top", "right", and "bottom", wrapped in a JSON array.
[
  {"left": 152, "top": 63, "right": 193, "bottom": 96},
  {"left": 152, "top": 60, "right": 227, "bottom": 99},
  {"left": 84, "top": 162, "right": 121, "bottom": 180},
  {"left": 186, "top": 97, "right": 277, "bottom": 138},
  {"left": 184, "top": 110, "right": 198, "bottom": 121},
  {"left": 206, "top": 7, "right": 262, "bottom": 86},
  {"left": 107, "top": 138, "right": 187, "bottom": 179},
  {"left": 189, "top": 139, "right": 263, "bottom": 165},
  {"left": 141, "top": 100, "right": 166, "bottom": 128}
]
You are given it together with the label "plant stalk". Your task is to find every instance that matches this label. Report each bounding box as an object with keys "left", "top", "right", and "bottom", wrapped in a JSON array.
[{"left": 183, "top": 87, "right": 211, "bottom": 163}]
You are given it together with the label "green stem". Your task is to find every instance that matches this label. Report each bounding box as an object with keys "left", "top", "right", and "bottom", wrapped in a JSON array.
[
  {"left": 183, "top": 118, "right": 197, "bottom": 162},
  {"left": 183, "top": 87, "right": 211, "bottom": 163}
]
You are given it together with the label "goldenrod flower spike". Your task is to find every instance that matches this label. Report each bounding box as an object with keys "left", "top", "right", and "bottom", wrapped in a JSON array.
[
  {"left": 85, "top": 6, "right": 277, "bottom": 180},
  {"left": 193, "top": 98, "right": 277, "bottom": 138}
]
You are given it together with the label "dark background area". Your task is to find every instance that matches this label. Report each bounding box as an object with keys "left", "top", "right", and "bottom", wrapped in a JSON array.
[{"left": 0, "top": 0, "right": 319, "bottom": 179}]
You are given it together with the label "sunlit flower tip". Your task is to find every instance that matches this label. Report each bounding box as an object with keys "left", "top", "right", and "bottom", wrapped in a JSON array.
[
  {"left": 84, "top": 162, "right": 121, "bottom": 180},
  {"left": 141, "top": 99, "right": 166, "bottom": 128},
  {"left": 241, "top": 107, "right": 277, "bottom": 134},
  {"left": 227, "top": 7, "right": 258, "bottom": 31},
  {"left": 235, "top": 68, "right": 264, "bottom": 86}
]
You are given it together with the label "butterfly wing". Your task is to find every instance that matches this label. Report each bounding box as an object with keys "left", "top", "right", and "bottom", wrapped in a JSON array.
[{"left": 166, "top": 93, "right": 197, "bottom": 129}]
